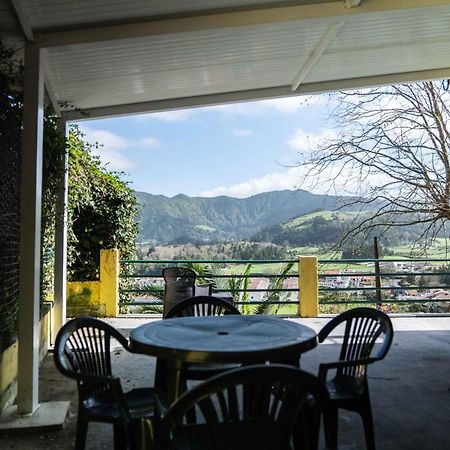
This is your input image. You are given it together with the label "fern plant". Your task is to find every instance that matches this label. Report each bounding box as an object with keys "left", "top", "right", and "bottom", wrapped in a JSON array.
[
  {"left": 254, "top": 262, "right": 295, "bottom": 315},
  {"left": 213, "top": 263, "right": 252, "bottom": 314}
]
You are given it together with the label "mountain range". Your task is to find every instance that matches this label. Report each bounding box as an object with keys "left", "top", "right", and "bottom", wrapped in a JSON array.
[{"left": 136, "top": 189, "right": 353, "bottom": 244}]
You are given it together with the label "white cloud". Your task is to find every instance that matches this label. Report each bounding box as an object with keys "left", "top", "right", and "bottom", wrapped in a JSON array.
[
  {"left": 200, "top": 166, "right": 316, "bottom": 198},
  {"left": 81, "top": 128, "right": 128, "bottom": 152},
  {"left": 199, "top": 162, "right": 385, "bottom": 199},
  {"left": 210, "top": 94, "right": 327, "bottom": 116},
  {"left": 232, "top": 129, "right": 252, "bottom": 136},
  {"left": 263, "top": 95, "right": 327, "bottom": 113},
  {"left": 287, "top": 128, "right": 337, "bottom": 155},
  {"left": 130, "top": 94, "right": 326, "bottom": 124},
  {"left": 136, "top": 109, "right": 193, "bottom": 122},
  {"left": 79, "top": 125, "right": 159, "bottom": 171},
  {"left": 138, "top": 137, "right": 160, "bottom": 147}
]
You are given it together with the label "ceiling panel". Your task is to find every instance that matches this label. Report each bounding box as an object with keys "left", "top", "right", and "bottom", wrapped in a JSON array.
[
  {"left": 2, "top": 0, "right": 450, "bottom": 118},
  {"left": 0, "top": 1, "right": 23, "bottom": 42},
  {"left": 308, "top": 41, "right": 450, "bottom": 84},
  {"left": 304, "top": 6, "right": 450, "bottom": 83},
  {"left": 327, "top": 6, "right": 450, "bottom": 53},
  {"left": 45, "top": 20, "right": 328, "bottom": 109}
]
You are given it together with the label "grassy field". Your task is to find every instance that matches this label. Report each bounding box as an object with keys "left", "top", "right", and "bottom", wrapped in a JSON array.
[
  {"left": 284, "top": 211, "right": 358, "bottom": 229},
  {"left": 289, "top": 246, "right": 338, "bottom": 258},
  {"left": 195, "top": 224, "right": 217, "bottom": 232},
  {"left": 390, "top": 238, "right": 449, "bottom": 259},
  {"left": 285, "top": 211, "right": 334, "bottom": 229},
  {"left": 221, "top": 241, "right": 450, "bottom": 277},
  {"left": 227, "top": 262, "right": 294, "bottom": 275}
]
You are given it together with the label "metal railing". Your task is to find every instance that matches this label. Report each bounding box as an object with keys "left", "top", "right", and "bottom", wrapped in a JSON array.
[
  {"left": 119, "top": 257, "right": 450, "bottom": 314},
  {"left": 119, "top": 259, "right": 297, "bottom": 308},
  {"left": 317, "top": 258, "right": 450, "bottom": 307}
]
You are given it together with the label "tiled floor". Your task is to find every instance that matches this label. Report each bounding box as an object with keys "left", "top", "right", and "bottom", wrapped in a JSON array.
[{"left": 1, "top": 315, "right": 449, "bottom": 449}]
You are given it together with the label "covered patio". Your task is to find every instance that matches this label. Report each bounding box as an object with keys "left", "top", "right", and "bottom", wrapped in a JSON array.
[
  {"left": 1, "top": 0, "right": 450, "bottom": 445},
  {"left": 1, "top": 316, "right": 449, "bottom": 449}
]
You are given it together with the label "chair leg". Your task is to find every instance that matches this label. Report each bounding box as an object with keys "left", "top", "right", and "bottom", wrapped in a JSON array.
[
  {"left": 134, "top": 418, "right": 155, "bottom": 450},
  {"left": 323, "top": 405, "right": 338, "bottom": 449},
  {"left": 360, "top": 406, "right": 376, "bottom": 450},
  {"left": 113, "top": 424, "right": 128, "bottom": 450},
  {"left": 75, "top": 416, "right": 88, "bottom": 450}
]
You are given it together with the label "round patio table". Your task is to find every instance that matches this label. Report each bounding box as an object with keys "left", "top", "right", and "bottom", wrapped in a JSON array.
[{"left": 130, "top": 315, "right": 317, "bottom": 403}]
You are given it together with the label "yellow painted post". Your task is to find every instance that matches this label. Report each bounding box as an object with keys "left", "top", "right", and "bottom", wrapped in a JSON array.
[
  {"left": 298, "top": 256, "right": 319, "bottom": 317},
  {"left": 100, "top": 249, "right": 119, "bottom": 317}
]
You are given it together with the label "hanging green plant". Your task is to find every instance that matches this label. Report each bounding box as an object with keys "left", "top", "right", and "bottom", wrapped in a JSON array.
[{"left": 67, "top": 126, "right": 138, "bottom": 281}]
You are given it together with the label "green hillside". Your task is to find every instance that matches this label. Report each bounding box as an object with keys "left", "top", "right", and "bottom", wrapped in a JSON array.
[
  {"left": 285, "top": 210, "right": 335, "bottom": 227},
  {"left": 283, "top": 210, "right": 358, "bottom": 228},
  {"left": 251, "top": 211, "right": 358, "bottom": 246},
  {"left": 136, "top": 189, "right": 352, "bottom": 244},
  {"left": 251, "top": 209, "right": 436, "bottom": 247}
]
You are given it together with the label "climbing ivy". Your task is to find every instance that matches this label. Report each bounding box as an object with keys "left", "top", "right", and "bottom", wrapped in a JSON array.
[
  {"left": 67, "top": 126, "right": 138, "bottom": 281},
  {"left": 0, "top": 43, "right": 139, "bottom": 351},
  {"left": 41, "top": 111, "right": 66, "bottom": 301},
  {"left": 0, "top": 45, "right": 66, "bottom": 349}
]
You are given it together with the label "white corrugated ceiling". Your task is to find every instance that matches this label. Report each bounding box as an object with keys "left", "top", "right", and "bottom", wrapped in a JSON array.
[{"left": 1, "top": 0, "right": 450, "bottom": 121}]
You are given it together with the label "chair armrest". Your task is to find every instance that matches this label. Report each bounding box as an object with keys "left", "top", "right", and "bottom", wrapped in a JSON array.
[
  {"left": 317, "top": 318, "right": 342, "bottom": 343},
  {"left": 318, "top": 358, "right": 378, "bottom": 381}
]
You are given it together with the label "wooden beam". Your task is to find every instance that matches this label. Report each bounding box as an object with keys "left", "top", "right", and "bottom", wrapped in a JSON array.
[
  {"left": 36, "top": 0, "right": 450, "bottom": 48},
  {"left": 8, "top": 0, "right": 34, "bottom": 41},
  {"left": 62, "top": 65, "right": 450, "bottom": 122},
  {"left": 291, "top": 21, "right": 345, "bottom": 91},
  {"left": 8, "top": 2, "right": 62, "bottom": 115}
]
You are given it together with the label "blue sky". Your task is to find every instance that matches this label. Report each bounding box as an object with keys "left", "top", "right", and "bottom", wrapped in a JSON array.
[{"left": 76, "top": 94, "right": 334, "bottom": 198}]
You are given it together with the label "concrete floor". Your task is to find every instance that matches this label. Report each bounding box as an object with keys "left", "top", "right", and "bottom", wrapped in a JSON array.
[{"left": 1, "top": 315, "right": 449, "bottom": 450}]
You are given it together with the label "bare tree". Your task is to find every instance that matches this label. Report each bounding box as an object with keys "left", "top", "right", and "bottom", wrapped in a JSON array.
[{"left": 298, "top": 81, "right": 450, "bottom": 250}]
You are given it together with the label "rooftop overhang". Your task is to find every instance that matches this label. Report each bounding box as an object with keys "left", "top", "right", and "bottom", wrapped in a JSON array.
[{"left": 1, "top": 0, "right": 450, "bottom": 121}]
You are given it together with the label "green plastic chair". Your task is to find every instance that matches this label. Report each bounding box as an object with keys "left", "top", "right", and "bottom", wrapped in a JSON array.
[
  {"left": 156, "top": 364, "right": 328, "bottom": 450},
  {"left": 54, "top": 317, "right": 156, "bottom": 450},
  {"left": 318, "top": 307, "right": 394, "bottom": 450}
]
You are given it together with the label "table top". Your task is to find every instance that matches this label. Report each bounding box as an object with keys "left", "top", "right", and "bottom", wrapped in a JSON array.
[{"left": 130, "top": 315, "right": 317, "bottom": 364}]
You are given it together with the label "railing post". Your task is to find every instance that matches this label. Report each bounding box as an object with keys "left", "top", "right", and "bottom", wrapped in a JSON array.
[
  {"left": 100, "top": 249, "right": 119, "bottom": 317},
  {"left": 298, "top": 256, "right": 318, "bottom": 317}
]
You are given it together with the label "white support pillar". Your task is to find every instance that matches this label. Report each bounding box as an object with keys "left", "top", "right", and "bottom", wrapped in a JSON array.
[
  {"left": 52, "top": 120, "right": 68, "bottom": 342},
  {"left": 17, "top": 42, "right": 44, "bottom": 416}
]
